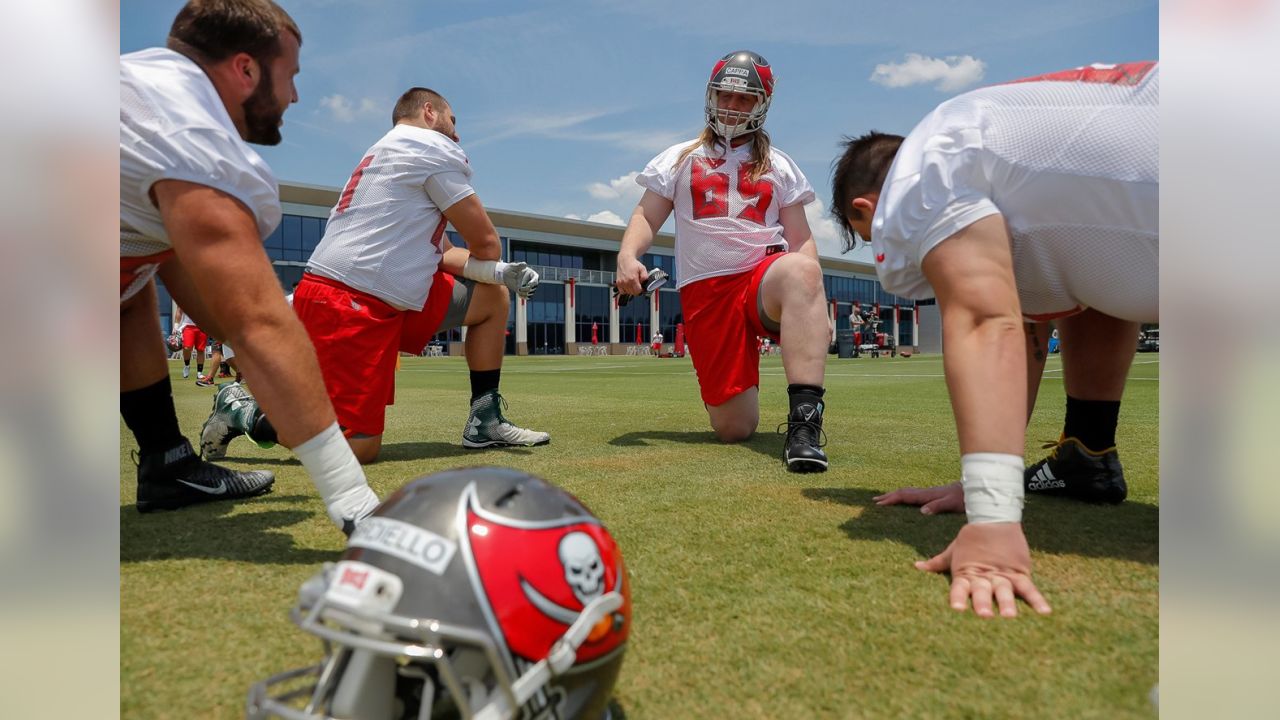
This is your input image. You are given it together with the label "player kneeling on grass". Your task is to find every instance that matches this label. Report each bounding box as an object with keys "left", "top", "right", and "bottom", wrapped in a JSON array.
[
  {"left": 616, "top": 51, "right": 831, "bottom": 473},
  {"left": 832, "top": 61, "right": 1159, "bottom": 616},
  {"left": 201, "top": 86, "right": 548, "bottom": 465},
  {"left": 121, "top": 0, "right": 378, "bottom": 533}
]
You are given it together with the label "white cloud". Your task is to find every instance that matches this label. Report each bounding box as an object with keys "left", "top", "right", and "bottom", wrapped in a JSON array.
[
  {"left": 318, "top": 94, "right": 381, "bottom": 123},
  {"left": 804, "top": 198, "right": 848, "bottom": 259},
  {"left": 467, "top": 109, "right": 614, "bottom": 147},
  {"left": 587, "top": 210, "right": 625, "bottom": 225},
  {"left": 586, "top": 172, "right": 643, "bottom": 203},
  {"left": 870, "top": 53, "right": 986, "bottom": 92},
  {"left": 564, "top": 210, "right": 626, "bottom": 226}
]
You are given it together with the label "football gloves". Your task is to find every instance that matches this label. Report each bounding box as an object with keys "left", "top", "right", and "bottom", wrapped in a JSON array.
[{"left": 499, "top": 261, "right": 540, "bottom": 299}]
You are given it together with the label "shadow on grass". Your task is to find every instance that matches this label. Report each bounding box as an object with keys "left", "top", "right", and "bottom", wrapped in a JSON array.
[
  {"left": 205, "top": 454, "right": 300, "bottom": 466},
  {"left": 375, "top": 441, "right": 534, "bottom": 462},
  {"left": 803, "top": 487, "right": 1158, "bottom": 566},
  {"left": 609, "top": 430, "right": 780, "bottom": 462},
  {"left": 121, "top": 494, "right": 337, "bottom": 565}
]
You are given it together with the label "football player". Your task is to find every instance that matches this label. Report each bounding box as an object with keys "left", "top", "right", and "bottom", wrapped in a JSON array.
[
  {"left": 615, "top": 50, "right": 832, "bottom": 472},
  {"left": 120, "top": 0, "right": 379, "bottom": 531},
  {"left": 171, "top": 304, "right": 206, "bottom": 380},
  {"left": 831, "top": 62, "right": 1158, "bottom": 617},
  {"left": 200, "top": 87, "right": 548, "bottom": 465}
]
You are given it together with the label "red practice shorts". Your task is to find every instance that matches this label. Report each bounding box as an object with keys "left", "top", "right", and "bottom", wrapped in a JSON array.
[
  {"left": 679, "top": 253, "right": 784, "bottom": 406},
  {"left": 120, "top": 251, "right": 174, "bottom": 302},
  {"left": 182, "top": 325, "right": 208, "bottom": 352},
  {"left": 293, "top": 272, "right": 456, "bottom": 437}
]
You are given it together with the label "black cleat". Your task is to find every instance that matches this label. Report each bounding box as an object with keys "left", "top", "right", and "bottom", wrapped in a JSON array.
[
  {"left": 1024, "top": 436, "right": 1127, "bottom": 504},
  {"left": 779, "top": 401, "right": 829, "bottom": 473},
  {"left": 135, "top": 439, "right": 275, "bottom": 512}
]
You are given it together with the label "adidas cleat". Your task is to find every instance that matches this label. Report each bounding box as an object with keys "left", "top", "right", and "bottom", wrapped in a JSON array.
[
  {"left": 462, "top": 390, "right": 551, "bottom": 448},
  {"left": 1024, "top": 436, "right": 1127, "bottom": 504},
  {"left": 135, "top": 439, "right": 274, "bottom": 512}
]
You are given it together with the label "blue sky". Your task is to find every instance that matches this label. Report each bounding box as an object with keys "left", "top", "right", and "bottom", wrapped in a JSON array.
[{"left": 121, "top": 0, "right": 1158, "bottom": 260}]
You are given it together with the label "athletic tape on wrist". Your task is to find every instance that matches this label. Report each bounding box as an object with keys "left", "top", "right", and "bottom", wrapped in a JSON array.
[
  {"left": 293, "top": 421, "right": 370, "bottom": 510},
  {"left": 461, "top": 257, "right": 507, "bottom": 284},
  {"left": 961, "top": 452, "right": 1025, "bottom": 524}
]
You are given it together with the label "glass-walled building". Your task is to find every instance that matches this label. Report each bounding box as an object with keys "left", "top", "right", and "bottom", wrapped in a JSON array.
[{"left": 159, "top": 181, "right": 923, "bottom": 353}]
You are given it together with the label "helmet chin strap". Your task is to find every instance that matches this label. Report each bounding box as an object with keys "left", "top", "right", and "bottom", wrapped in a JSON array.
[{"left": 473, "top": 591, "right": 624, "bottom": 720}]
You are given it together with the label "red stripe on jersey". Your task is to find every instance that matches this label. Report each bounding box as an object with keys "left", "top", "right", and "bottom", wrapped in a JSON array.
[
  {"left": 335, "top": 154, "right": 374, "bottom": 214},
  {"left": 429, "top": 217, "right": 447, "bottom": 256},
  {"left": 1005, "top": 61, "right": 1156, "bottom": 87}
]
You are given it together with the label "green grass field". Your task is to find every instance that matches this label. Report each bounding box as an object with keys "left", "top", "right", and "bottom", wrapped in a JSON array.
[{"left": 120, "top": 352, "right": 1158, "bottom": 719}]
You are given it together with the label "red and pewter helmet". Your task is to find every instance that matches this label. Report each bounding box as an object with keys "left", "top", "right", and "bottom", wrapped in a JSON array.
[
  {"left": 705, "top": 50, "right": 775, "bottom": 139},
  {"left": 247, "top": 467, "right": 630, "bottom": 720}
]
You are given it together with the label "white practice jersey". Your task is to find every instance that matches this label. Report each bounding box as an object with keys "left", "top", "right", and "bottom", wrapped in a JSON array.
[
  {"left": 308, "top": 124, "right": 475, "bottom": 311},
  {"left": 637, "top": 139, "right": 814, "bottom": 288},
  {"left": 872, "top": 62, "right": 1159, "bottom": 321},
  {"left": 120, "top": 48, "right": 281, "bottom": 259}
]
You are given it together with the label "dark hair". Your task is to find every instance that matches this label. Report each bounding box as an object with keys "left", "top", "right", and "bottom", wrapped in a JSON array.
[
  {"left": 830, "top": 131, "right": 904, "bottom": 252},
  {"left": 167, "top": 0, "right": 301, "bottom": 67},
  {"left": 392, "top": 87, "right": 447, "bottom": 126}
]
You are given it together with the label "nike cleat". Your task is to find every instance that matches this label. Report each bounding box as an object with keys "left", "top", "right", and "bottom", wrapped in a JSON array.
[
  {"left": 462, "top": 390, "right": 550, "bottom": 448},
  {"left": 1024, "top": 436, "right": 1127, "bottom": 504},
  {"left": 195, "top": 375, "right": 215, "bottom": 388},
  {"left": 135, "top": 439, "right": 274, "bottom": 512},
  {"left": 779, "top": 401, "right": 828, "bottom": 473}
]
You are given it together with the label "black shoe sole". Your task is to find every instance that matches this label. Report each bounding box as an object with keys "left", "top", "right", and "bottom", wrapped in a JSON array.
[
  {"left": 136, "top": 482, "right": 274, "bottom": 513},
  {"left": 1025, "top": 485, "right": 1127, "bottom": 504},
  {"left": 786, "top": 456, "right": 829, "bottom": 473}
]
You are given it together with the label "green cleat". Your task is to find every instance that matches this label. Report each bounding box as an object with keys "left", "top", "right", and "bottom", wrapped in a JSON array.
[
  {"left": 200, "top": 382, "right": 270, "bottom": 460},
  {"left": 462, "top": 389, "right": 551, "bottom": 448}
]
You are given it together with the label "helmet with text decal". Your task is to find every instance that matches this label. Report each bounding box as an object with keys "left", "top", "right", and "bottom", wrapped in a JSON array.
[
  {"left": 705, "top": 50, "right": 775, "bottom": 138},
  {"left": 247, "top": 467, "right": 630, "bottom": 720}
]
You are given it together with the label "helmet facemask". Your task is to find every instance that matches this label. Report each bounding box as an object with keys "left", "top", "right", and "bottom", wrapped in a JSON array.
[
  {"left": 703, "top": 50, "right": 774, "bottom": 140},
  {"left": 247, "top": 561, "right": 624, "bottom": 720},
  {"left": 705, "top": 84, "right": 770, "bottom": 139}
]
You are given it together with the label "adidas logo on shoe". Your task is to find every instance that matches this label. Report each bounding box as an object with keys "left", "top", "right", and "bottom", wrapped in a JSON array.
[{"left": 1026, "top": 465, "right": 1066, "bottom": 491}]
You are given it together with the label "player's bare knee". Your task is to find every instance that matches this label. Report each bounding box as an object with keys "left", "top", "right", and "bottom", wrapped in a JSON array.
[
  {"left": 348, "top": 437, "right": 382, "bottom": 465},
  {"left": 475, "top": 282, "right": 509, "bottom": 318},
  {"left": 711, "top": 417, "right": 757, "bottom": 443}
]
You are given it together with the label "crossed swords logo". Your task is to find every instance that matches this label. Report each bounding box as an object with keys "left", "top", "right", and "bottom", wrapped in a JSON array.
[{"left": 519, "top": 531, "right": 625, "bottom": 633}]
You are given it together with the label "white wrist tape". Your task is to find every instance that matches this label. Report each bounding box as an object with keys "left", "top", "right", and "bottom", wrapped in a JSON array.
[
  {"left": 461, "top": 257, "right": 507, "bottom": 284},
  {"left": 961, "top": 452, "right": 1025, "bottom": 524},
  {"left": 292, "top": 421, "right": 374, "bottom": 525}
]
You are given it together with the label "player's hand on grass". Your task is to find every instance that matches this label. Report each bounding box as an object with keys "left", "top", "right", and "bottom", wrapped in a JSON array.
[
  {"left": 500, "top": 261, "right": 540, "bottom": 299},
  {"left": 615, "top": 255, "right": 648, "bottom": 296},
  {"left": 874, "top": 481, "right": 964, "bottom": 515},
  {"left": 916, "top": 522, "right": 1052, "bottom": 618}
]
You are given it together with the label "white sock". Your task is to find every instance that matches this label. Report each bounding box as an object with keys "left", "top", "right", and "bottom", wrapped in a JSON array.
[{"left": 292, "top": 422, "right": 380, "bottom": 529}]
